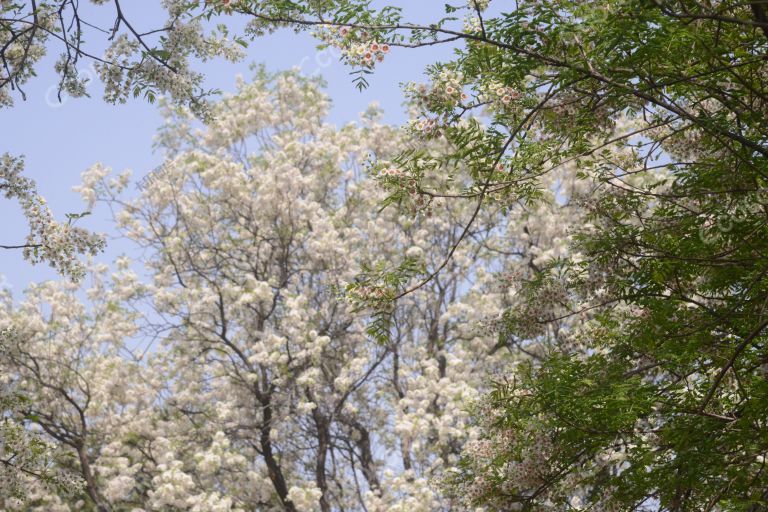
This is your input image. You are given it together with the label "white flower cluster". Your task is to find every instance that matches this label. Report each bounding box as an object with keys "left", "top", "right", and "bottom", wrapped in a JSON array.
[
  {"left": 463, "top": 15, "right": 483, "bottom": 33},
  {"left": 287, "top": 483, "right": 323, "bottom": 512},
  {"left": 1, "top": 154, "right": 105, "bottom": 281},
  {"left": 469, "top": 0, "right": 492, "bottom": 11}
]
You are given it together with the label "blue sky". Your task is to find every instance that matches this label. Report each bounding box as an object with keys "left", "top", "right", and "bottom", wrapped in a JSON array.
[{"left": 0, "top": 2, "right": 456, "bottom": 291}]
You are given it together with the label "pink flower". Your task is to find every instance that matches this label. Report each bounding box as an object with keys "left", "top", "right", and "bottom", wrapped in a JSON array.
[
  {"left": 501, "top": 95, "right": 512, "bottom": 104},
  {"left": 381, "top": 44, "right": 390, "bottom": 54},
  {"left": 339, "top": 26, "right": 350, "bottom": 37},
  {"left": 370, "top": 42, "right": 380, "bottom": 51}
]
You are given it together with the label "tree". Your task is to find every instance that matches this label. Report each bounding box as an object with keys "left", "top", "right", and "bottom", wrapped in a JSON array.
[
  {"left": 0, "top": 268, "right": 142, "bottom": 510},
  {"left": 0, "top": 2, "right": 245, "bottom": 499},
  {"left": 0, "top": 69, "right": 541, "bottom": 511}
]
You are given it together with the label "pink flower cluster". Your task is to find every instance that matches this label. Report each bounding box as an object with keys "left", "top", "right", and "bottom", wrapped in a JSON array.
[{"left": 331, "top": 26, "right": 391, "bottom": 68}]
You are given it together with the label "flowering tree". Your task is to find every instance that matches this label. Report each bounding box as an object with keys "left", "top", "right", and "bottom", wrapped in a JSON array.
[
  {"left": 0, "top": 69, "right": 586, "bottom": 511},
  {"left": 0, "top": 1, "right": 247, "bottom": 500},
  {"left": 0, "top": 265, "right": 144, "bottom": 510}
]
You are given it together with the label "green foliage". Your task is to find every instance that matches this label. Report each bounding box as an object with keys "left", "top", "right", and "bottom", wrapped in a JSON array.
[{"left": 345, "top": 256, "right": 425, "bottom": 344}]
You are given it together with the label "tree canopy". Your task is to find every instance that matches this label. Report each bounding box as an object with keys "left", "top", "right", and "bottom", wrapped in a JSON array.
[{"left": 2, "top": 0, "right": 768, "bottom": 510}]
